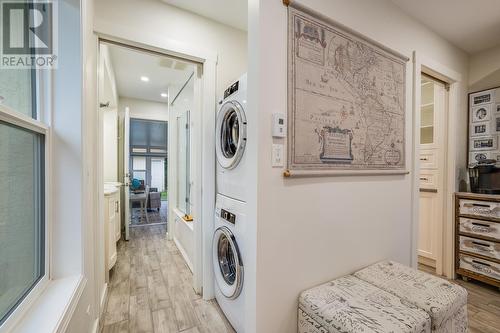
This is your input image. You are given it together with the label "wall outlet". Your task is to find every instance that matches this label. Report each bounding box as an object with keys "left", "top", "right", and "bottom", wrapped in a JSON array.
[{"left": 272, "top": 144, "right": 284, "bottom": 167}]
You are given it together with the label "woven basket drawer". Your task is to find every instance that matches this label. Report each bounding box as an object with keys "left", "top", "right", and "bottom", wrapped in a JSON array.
[
  {"left": 459, "top": 254, "right": 500, "bottom": 281},
  {"left": 459, "top": 199, "right": 500, "bottom": 219},
  {"left": 459, "top": 235, "right": 500, "bottom": 260},
  {"left": 459, "top": 218, "right": 500, "bottom": 240}
]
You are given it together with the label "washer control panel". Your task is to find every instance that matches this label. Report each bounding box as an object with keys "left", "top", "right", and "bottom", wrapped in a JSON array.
[{"left": 220, "top": 208, "right": 236, "bottom": 224}]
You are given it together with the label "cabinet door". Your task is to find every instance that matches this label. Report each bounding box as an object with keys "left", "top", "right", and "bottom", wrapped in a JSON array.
[
  {"left": 420, "top": 78, "right": 445, "bottom": 148},
  {"left": 418, "top": 191, "right": 438, "bottom": 262},
  {"left": 114, "top": 194, "right": 121, "bottom": 241},
  {"left": 108, "top": 197, "right": 117, "bottom": 269}
]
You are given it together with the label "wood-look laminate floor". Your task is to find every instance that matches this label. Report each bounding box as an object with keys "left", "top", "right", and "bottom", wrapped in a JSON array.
[
  {"left": 102, "top": 225, "right": 235, "bottom": 333},
  {"left": 418, "top": 264, "right": 500, "bottom": 333}
]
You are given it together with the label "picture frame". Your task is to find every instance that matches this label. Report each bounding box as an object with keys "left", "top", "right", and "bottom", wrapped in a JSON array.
[
  {"left": 470, "top": 90, "right": 494, "bottom": 106},
  {"left": 469, "top": 151, "right": 495, "bottom": 164},
  {"left": 471, "top": 104, "right": 492, "bottom": 123},
  {"left": 496, "top": 103, "right": 500, "bottom": 113},
  {"left": 470, "top": 135, "right": 497, "bottom": 151},
  {"left": 470, "top": 121, "right": 491, "bottom": 136}
]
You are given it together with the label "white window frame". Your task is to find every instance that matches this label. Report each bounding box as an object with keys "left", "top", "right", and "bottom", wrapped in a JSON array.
[{"left": 0, "top": 71, "right": 51, "bottom": 333}]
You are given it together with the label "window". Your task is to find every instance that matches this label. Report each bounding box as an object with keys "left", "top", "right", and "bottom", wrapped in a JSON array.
[
  {"left": 132, "top": 156, "right": 147, "bottom": 182},
  {"left": 129, "top": 118, "right": 168, "bottom": 191},
  {"left": 0, "top": 56, "right": 46, "bottom": 328},
  {"left": 0, "top": 122, "right": 45, "bottom": 325}
]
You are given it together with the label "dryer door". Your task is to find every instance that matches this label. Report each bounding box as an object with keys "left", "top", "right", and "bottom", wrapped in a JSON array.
[
  {"left": 213, "top": 226, "right": 243, "bottom": 299},
  {"left": 216, "top": 101, "right": 247, "bottom": 169}
]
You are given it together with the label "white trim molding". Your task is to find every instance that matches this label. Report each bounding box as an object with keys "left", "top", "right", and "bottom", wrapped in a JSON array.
[
  {"left": 93, "top": 32, "right": 217, "bottom": 301},
  {"left": 10, "top": 275, "right": 86, "bottom": 333},
  {"left": 411, "top": 51, "right": 463, "bottom": 279}
]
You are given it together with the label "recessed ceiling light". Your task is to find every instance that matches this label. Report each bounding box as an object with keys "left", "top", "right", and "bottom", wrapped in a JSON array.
[
  {"left": 140, "top": 76, "right": 149, "bottom": 82},
  {"left": 160, "top": 93, "right": 168, "bottom": 98}
]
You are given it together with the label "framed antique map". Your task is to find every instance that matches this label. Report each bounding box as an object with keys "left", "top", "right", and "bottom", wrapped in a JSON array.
[{"left": 287, "top": 3, "right": 409, "bottom": 176}]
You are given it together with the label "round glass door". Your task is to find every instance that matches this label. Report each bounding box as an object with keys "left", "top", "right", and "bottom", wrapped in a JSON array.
[
  {"left": 216, "top": 101, "right": 247, "bottom": 169},
  {"left": 212, "top": 226, "right": 243, "bottom": 299}
]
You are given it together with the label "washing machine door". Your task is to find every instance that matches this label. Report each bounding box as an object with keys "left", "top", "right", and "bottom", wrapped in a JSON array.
[
  {"left": 213, "top": 226, "right": 243, "bottom": 299},
  {"left": 216, "top": 101, "right": 247, "bottom": 169}
]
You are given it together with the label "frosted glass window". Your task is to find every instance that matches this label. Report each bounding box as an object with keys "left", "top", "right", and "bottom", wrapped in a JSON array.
[
  {"left": 420, "top": 77, "right": 435, "bottom": 145},
  {"left": 0, "top": 70, "right": 34, "bottom": 118},
  {"left": 0, "top": 122, "right": 45, "bottom": 324},
  {"left": 130, "top": 120, "right": 148, "bottom": 146},
  {"left": 130, "top": 119, "right": 167, "bottom": 152},
  {"left": 150, "top": 122, "right": 167, "bottom": 147}
]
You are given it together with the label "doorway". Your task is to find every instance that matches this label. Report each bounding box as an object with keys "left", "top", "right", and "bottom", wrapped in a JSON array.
[
  {"left": 97, "top": 38, "right": 207, "bottom": 309},
  {"left": 417, "top": 73, "right": 449, "bottom": 276}
]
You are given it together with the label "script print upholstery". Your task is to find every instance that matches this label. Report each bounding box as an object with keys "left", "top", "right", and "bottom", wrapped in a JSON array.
[
  {"left": 298, "top": 275, "right": 431, "bottom": 333},
  {"left": 354, "top": 261, "right": 468, "bottom": 332}
]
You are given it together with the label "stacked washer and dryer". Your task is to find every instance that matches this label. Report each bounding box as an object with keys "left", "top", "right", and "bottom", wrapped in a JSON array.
[{"left": 213, "top": 74, "right": 248, "bottom": 332}]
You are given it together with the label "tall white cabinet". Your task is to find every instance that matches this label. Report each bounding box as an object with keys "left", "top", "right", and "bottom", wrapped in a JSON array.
[{"left": 418, "top": 75, "right": 446, "bottom": 273}]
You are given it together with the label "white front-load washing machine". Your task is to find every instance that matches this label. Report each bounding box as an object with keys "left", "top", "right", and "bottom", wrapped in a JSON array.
[
  {"left": 216, "top": 74, "right": 248, "bottom": 202},
  {"left": 213, "top": 193, "right": 246, "bottom": 332}
]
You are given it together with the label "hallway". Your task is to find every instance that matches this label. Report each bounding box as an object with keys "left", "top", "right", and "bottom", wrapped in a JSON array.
[{"left": 102, "top": 225, "right": 235, "bottom": 333}]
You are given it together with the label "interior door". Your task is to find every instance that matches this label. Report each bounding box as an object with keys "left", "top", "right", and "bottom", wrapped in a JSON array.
[{"left": 123, "top": 107, "right": 130, "bottom": 240}]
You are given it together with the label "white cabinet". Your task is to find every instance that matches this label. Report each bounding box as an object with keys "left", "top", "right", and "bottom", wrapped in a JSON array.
[
  {"left": 104, "top": 187, "right": 120, "bottom": 270},
  {"left": 418, "top": 76, "right": 446, "bottom": 270},
  {"left": 418, "top": 191, "right": 437, "bottom": 261}
]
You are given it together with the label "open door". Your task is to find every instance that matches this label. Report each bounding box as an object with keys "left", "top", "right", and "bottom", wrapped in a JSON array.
[{"left": 123, "top": 107, "right": 130, "bottom": 240}]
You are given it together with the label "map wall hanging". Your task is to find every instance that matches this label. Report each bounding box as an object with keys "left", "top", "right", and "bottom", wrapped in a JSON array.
[{"left": 286, "top": 1, "right": 409, "bottom": 176}]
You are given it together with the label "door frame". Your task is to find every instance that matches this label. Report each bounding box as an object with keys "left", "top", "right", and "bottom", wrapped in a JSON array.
[
  {"left": 94, "top": 29, "right": 217, "bottom": 299},
  {"left": 411, "top": 51, "right": 462, "bottom": 278}
]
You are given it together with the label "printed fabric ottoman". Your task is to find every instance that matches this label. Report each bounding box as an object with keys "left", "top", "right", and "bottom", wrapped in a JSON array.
[
  {"left": 298, "top": 275, "right": 431, "bottom": 333},
  {"left": 354, "top": 261, "right": 468, "bottom": 333}
]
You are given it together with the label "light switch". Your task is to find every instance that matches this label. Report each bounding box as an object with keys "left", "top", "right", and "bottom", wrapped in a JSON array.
[{"left": 272, "top": 144, "right": 284, "bottom": 167}]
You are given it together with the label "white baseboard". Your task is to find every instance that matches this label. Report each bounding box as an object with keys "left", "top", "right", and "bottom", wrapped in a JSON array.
[
  {"left": 99, "top": 283, "right": 108, "bottom": 317},
  {"left": 90, "top": 318, "right": 99, "bottom": 333},
  {"left": 174, "top": 237, "right": 193, "bottom": 272}
]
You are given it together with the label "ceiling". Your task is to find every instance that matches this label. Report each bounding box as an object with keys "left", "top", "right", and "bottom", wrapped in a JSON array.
[
  {"left": 107, "top": 43, "right": 195, "bottom": 104},
  {"left": 390, "top": 0, "right": 500, "bottom": 54},
  {"left": 161, "top": 0, "right": 248, "bottom": 31}
]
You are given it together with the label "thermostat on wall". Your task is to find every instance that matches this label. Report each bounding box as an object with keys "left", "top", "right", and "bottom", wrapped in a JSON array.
[{"left": 272, "top": 113, "right": 286, "bottom": 138}]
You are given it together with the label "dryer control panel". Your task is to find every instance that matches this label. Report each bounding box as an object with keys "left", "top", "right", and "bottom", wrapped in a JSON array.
[
  {"left": 220, "top": 208, "right": 236, "bottom": 224},
  {"left": 224, "top": 80, "right": 239, "bottom": 99}
]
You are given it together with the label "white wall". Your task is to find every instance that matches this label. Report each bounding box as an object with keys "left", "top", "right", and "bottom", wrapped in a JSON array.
[
  {"left": 170, "top": 78, "right": 195, "bottom": 270},
  {"left": 101, "top": 45, "right": 119, "bottom": 183},
  {"left": 95, "top": 0, "right": 247, "bottom": 100},
  {"left": 102, "top": 109, "right": 118, "bottom": 182},
  {"left": 469, "top": 45, "right": 500, "bottom": 91},
  {"left": 250, "top": 1, "right": 469, "bottom": 332},
  {"left": 57, "top": 0, "right": 100, "bottom": 331},
  {"left": 119, "top": 97, "right": 168, "bottom": 121}
]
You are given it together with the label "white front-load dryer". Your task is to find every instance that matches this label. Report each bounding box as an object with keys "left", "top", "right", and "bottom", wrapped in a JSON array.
[
  {"left": 216, "top": 74, "right": 248, "bottom": 202},
  {"left": 213, "top": 194, "right": 246, "bottom": 332}
]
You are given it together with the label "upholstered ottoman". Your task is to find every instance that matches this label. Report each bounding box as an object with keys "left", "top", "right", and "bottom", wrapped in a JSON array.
[
  {"left": 354, "top": 261, "right": 468, "bottom": 333},
  {"left": 298, "top": 275, "right": 431, "bottom": 333}
]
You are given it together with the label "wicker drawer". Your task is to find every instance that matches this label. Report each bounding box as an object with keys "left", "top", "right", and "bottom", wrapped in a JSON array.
[
  {"left": 459, "top": 235, "right": 500, "bottom": 260},
  {"left": 459, "top": 254, "right": 500, "bottom": 281},
  {"left": 459, "top": 199, "right": 500, "bottom": 219},
  {"left": 459, "top": 217, "right": 500, "bottom": 240}
]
